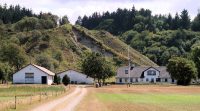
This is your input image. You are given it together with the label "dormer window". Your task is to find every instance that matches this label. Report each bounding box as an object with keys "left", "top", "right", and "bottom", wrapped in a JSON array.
[
  {"left": 147, "top": 70, "right": 156, "bottom": 76},
  {"left": 125, "top": 69, "right": 128, "bottom": 74}
]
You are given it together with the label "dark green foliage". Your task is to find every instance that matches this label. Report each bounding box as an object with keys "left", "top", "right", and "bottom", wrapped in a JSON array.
[
  {"left": 191, "top": 13, "right": 200, "bottom": 31},
  {"left": 59, "top": 15, "right": 69, "bottom": 25},
  {"left": 54, "top": 74, "right": 61, "bottom": 84},
  {"left": 0, "top": 43, "right": 28, "bottom": 70},
  {"left": 192, "top": 47, "right": 200, "bottom": 78},
  {"left": 14, "top": 17, "right": 38, "bottom": 31},
  {"left": 81, "top": 52, "right": 115, "bottom": 84},
  {"left": 180, "top": 9, "right": 190, "bottom": 29},
  {"left": 0, "top": 4, "right": 34, "bottom": 24},
  {"left": 62, "top": 75, "right": 70, "bottom": 86},
  {"left": 77, "top": 6, "right": 193, "bottom": 35},
  {"left": 0, "top": 63, "right": 13, "bottom": 83},
  {"left": 53, "top": 50, "right": 63, "bottom": 63},
  {"left": 167, "top": 57, "right": 197, "bottom": 85},
  {"left": 121, "top": 29, "right": 200, "bottom": 65},
  {"left": 36, "top": 54, "right": 52, "bottom": 70}
]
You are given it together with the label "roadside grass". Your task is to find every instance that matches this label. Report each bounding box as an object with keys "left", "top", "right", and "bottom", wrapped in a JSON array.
[
  {"left": 0, "top": 85, "right": 65, "bottom": 96},
  {"left": 0, "top": 84, "right": 66, "bottom": 111}
]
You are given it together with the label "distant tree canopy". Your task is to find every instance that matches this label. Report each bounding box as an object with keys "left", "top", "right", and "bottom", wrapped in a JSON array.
[
  {"left": 76, "top": 6, "right": 198, "bottom": 35},
  {"left": 167, "top": 57, "right": 197, "bottom": 85},
  {"left": 59, "top": 15, "right": 70, "bottom": 25},
  {"left": 0, "top": 4, "right": 34, "bottom": 24},
  {"left": 191, "top": 13, "right": 200, "bottom": 31}
]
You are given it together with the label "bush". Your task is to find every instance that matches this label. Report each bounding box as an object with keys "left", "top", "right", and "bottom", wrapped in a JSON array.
[
  {"left": 62, "top": 75, "right": 70, "bottom": 86},
  {"left": 167, "top": 57, "right": 197, "bottom": 85},
  {"left": 54, "top": 74, "right": 61, "bottom": 85}
]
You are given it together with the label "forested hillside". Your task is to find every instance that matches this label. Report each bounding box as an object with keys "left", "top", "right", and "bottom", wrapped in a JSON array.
[
  {"left": 0, "top": 4, "right": 157, "bottom": 82},
  {"left": 76, "top": 5, "right": 200, "bottom": 65}
]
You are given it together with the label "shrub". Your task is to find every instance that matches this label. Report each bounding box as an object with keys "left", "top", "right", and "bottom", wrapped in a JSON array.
[{"left": 62, "top": 75, "right": 70, "bottom": 86}]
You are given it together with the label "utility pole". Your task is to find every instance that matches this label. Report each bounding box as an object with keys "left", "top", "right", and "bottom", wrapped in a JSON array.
[{"left": 128, "top": 46, "right": 131, "bottom": 87}]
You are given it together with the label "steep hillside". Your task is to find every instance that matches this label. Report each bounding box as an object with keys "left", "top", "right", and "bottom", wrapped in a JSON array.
[
  {"left": 0, "top": 23, "right": 157, "bottom": 73},
  {"left": 72, "top": 25, "right": 157, "bottom": 66}
]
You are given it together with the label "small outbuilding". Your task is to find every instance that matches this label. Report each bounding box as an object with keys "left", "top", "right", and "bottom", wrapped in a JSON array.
[
  {"left": 57, "top": 69, "right": 94, "bottom": 84},
  {"left": 13, "top": 64, "right": 55, "bottom": 85}
]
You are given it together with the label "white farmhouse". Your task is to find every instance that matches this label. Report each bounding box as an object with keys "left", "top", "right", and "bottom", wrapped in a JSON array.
[
  {"left": 57, "top": 70, "right": 94, "bottom": 84},
  {"left": 116, "top": 66, "right": 176, "bottom": 84},
  {"left": 13, "top": 64, "right": 55, "bottom": 85}
]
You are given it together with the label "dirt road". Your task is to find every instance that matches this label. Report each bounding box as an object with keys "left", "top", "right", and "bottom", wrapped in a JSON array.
[{"left": 31, "top": 86, "right": 87, "bottom": 111}]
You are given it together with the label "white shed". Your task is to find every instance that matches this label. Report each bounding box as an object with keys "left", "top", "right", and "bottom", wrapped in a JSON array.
[
  {"left": 13, "top": 64, "right": 55, "bottom": 85},
  {"left": 57, "top": 70, "right": 94, "bottom": 84}
]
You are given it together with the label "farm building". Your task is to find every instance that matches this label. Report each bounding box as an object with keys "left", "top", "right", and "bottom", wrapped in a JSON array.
[
  {"left": 57, "top": 70, "right": 94, "bottom": 84},
  {"left": 116, "top": 66, "right": 176, "bottom": 84},
  {"left": 13, "top": 64, "right": 55, "bottom": 85}
]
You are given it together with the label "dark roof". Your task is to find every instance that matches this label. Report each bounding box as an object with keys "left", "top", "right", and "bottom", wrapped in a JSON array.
[{"left": 116, "top": 66, "right": 170, "bottom": 78}]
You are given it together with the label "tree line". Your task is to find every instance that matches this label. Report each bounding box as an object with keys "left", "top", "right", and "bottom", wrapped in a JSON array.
[{"left": 76, "top": 5, "right": 200, "bottom": 35}]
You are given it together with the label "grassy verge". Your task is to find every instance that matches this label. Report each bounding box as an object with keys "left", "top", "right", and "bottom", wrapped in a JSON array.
[{"left": 0, "top": 85, "right": 67, "bottom": 111}]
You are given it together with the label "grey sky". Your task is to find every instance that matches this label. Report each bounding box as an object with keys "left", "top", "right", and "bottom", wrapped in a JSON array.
[{"left": 1, "top": 0, "right": 200, "bottom": 24}]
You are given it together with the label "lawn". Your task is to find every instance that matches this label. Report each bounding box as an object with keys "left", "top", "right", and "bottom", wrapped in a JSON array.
[{"left": 76, "top": 85, "right": 200, "bottom": 111}]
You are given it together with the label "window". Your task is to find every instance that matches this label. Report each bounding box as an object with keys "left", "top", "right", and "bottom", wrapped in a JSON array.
[
  {"left": 25, "top": 73, "right": 34, "bottom": 83},
  {"left": 119, "top": 78, "right": 122, "bottom": 83},
  {"left": 151, "top": 78, "right": 154, "bottom": 83},
  {"left": 146, "top": 78, "right": 149, "bottom": 82},
  {"left": 136, "top": 78, "right": 138, "bottom": 82},
  {"left": 125, "top": 78, "right": 128, "bottom": 82},
  {"left": 125, "top": 69, "right": 128, "bottom": 74},
  {"left": 156, "top": 78, "right": 161, "bottom": 82},
  {"left": 165, "top": 79, "right": 168, "bottom": 82},
  {"left": 130, "top": 78, "right": 133, "bottom": 83},
  {"left": 172, "top": 79, "right": 175, "bottom": 83},
  {"left": 147, "top": 70, "right": 156, "bottom": 76}
]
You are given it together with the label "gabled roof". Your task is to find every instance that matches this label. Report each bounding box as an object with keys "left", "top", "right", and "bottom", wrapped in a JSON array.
[
  {"left": 32, "top": 64, "right": 55, "bottom": 76},
  {"left": 116, "top": 66, "right": 171, "bottom": 78},
  {"left": 57, "top": 69, "right": 82, "bottom": 75},
  {"left": 57, "top": 69, "right": 93, "bottom": 79},
  {"left": 13, "top": 64, "right": 55, "bottom": 76},
  {"left": 143, "top": 67, "right": 160, "bottom": 73}
]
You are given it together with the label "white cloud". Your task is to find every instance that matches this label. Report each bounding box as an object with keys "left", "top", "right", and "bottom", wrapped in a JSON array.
[{"left": 1, "top": 0, "right": 199, "bottom": 24}]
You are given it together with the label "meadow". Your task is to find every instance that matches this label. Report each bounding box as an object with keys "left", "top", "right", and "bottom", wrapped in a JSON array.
[
  {"left": 0, "top": 84, "right": 66, "bottom": 111},
  {"left": 77, "top": 85, "right": 200, "bottom": 111}
]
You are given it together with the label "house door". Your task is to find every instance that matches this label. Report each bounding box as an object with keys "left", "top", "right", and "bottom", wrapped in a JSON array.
[{"left": 41, "top": 76, "right": 47, "bottom": 84}]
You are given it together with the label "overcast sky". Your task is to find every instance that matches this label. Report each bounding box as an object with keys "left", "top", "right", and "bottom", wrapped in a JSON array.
[{"left": 1, "top": 0, "right": 200, "bottom": 24}]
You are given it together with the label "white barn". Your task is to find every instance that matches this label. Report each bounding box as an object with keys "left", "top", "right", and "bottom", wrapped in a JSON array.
[
  {"left": 57, "top": 70, "right": 94, "bottom": 84},
  {"left": 13, "top": 64, "right": 55, "bottom": 85}
]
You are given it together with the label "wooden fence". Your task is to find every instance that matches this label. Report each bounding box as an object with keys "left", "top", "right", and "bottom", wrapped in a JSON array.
[{"left": 0, "top": 90, "right": 66, "bottom": 111}]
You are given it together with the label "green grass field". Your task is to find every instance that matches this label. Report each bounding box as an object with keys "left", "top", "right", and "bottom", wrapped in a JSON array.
[
  {"left": 97, "top": 93, "right": 200, "bottom": 109},
  {"left": 77, "top": 85, "right": 200, "bottom": 111}
]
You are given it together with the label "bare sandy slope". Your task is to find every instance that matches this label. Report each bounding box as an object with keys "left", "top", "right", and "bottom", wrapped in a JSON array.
[{"left": 30, "top": 85, "right": 87, "bottom": 111}]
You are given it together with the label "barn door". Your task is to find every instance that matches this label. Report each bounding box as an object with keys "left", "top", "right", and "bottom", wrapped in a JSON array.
[{"left": 41, "top": 76, "right": 47, "bottom": 84}]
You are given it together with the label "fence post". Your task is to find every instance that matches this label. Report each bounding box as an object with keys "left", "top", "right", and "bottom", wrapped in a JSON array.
[
  {"left": 40, "top": 92, "right": 41, "bottom": 101},
  {"left": 15, "top": 96, "right": 17, "bottom": 109},
  {"left": 46, "top": 92, "right": 48, "bottom": 99},
  {"left": 30, "top": 95, "right": 32, "bottom": 105}
]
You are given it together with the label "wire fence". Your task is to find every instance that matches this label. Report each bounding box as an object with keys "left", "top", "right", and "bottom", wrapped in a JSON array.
[{"left": 0, "top": 89, "right": 67, "bottom": 111}]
